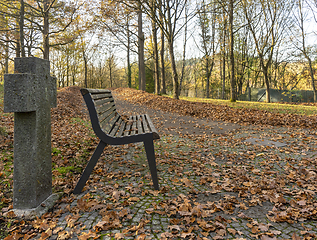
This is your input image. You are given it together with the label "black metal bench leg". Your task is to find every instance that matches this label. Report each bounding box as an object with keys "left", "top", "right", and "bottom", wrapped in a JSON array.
[
  {"left": 73, "top": 140, "right": 107, "bottom": 194},
  {"left": 143, "top": 137, "right": 159, "bottom": 190}
]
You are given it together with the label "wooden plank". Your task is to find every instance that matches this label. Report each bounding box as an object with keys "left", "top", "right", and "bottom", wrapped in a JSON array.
[
  {"left": 145, "top": 114, "right": 158, "bottom": 133},
  {"left": 131, "top": 115, "right": 137, "bottom": 135},
  {"left": 107, "top": 114, "right": 120, "bottom": 134},
  {"left": 124, "top": 116, "right": 133, "bottom": 136},
  {"left": 144, "top": 114, "right": 160, "bottom": 140},
  {"left": 116, "top": 120, "right": 126, "bottom": 137},
  {"left": 86, "top": 88, "right": 111, "bottom": 94},
  {"left": 100, "top": 111, "right": 116, "bottom": 131},
  {"left": 96, "top": 102, "right": 116, "bottom": 114},
  {"left": 92, "top": 93, "right": 112, "bottom": 100},
  {"left": 94, "top": 97, "right": 114, "bottom": 107},
  {"left": 98, "top": 106, "right": 116, "bottom": 122},
  {"left": 141, "top": 114, "right": 150, "bottom": 133},
  {"left": 109, "top": 117, "right": 123, "bottom": 137},
  {"left": 136, "top": 115, "right": 144, "bottom": 134}
]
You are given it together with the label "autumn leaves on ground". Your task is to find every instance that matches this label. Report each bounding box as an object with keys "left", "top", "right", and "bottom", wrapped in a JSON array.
[{"left": 1, "top": 86, "right": 317, "bottom": 239}]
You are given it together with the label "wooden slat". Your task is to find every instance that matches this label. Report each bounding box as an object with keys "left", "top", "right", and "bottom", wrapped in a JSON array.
[
  {"left": 109, "top": 117, "right": 123, "bottom": 137},
  {"left": 107, "top": 114, "right": 120, "bottom": 134},
  {"left": 86, "top": 88, "right": 111, "bottom": 94},
  {"left": 116, "top": 120, "right": 127, "bottom": 137},
  {"left": 92, "top": 93, "right": 113, "bottom": 100},
  {"left": 100, "top": 111, "right": 116, "bottom": 131},
  {"left": 94, "top": 97, "right": 114, "bottom": 107},
  {"left": 141, "top": 114, "right": 150, "bottom": 133},
  {"left": 130, "top": 115, "right": 137, "bottom": 135},
  {"left": 96, "top": 102, "right": 116, "bottom": 114},
  {"left": 136, "top": 115, "right": 144, "bottom": 134},
  {"left": 144, "top": 114, "right": 160, "bottom": 140},
  {"left": 145, "top": 114, "right": 158, "bottom": 133},
  {"left": 98, "top": 106, "right": 116, "bottom": 122},
  {"left": 124, "top": 116, "right": 133, "bottom": 136}
]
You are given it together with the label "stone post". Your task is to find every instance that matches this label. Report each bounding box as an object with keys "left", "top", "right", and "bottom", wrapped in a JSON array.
[{"left": 4, "top": 57, "right": 58, "bottom": 217}]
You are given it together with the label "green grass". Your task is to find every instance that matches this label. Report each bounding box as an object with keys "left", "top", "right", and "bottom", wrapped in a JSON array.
[
  {"left": 56, "top": 166, "right": 81, "bottom": 175},
  {"left": 177, "top": 96, "right": 317, "bottom": 116},
  {"left": 52, "top": 147, "right": 62, "bottom": 156}
]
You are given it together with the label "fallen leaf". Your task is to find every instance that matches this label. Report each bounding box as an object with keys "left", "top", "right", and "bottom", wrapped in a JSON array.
[
  {"left": 115, "top": 233, "right": 125, "bottom": 239},
  {"left": 292, "top": 232, "right": 301, "bottom": 240},
  {"left": 181, "top": 178, "right": 194, "bottom": 188},
  {"left": 227, "top": 228, "right": 237, "bottom": 235}
]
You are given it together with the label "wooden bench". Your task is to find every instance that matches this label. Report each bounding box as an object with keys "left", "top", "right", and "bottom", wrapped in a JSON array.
[{"left": 73, "top": 88, "right": 160, "bottom": 194}]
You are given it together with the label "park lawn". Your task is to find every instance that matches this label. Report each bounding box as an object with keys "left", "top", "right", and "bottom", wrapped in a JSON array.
[{"left": 178, "top": 96, "right": 317, "bottom": 116}]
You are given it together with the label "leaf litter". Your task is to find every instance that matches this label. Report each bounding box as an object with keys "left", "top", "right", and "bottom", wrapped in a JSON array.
[{"left": 0, "top": 87, "right": 317, "bottom": 239}]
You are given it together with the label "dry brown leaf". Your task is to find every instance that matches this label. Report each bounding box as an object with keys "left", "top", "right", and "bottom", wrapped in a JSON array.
[
  {"left": 114, "top": 232, "right": 125, "bottom": 239},
  {"left": 181, "top": 177, "right": 194, "bottom": 188},
  {"left": 78, "top": 231, "right": 99, "bottom": 240},
  {"left": 258, "top": 223, "right": 269, "bottom": 232},
  {"left": 227, "top": 228, "right": 237, "bottom": 235},
  {"left": 128, "top": 197, "right": 140, "bottom": 202},
  {"left": 292, "top": 232, "right": 301, "bottom": 240}
]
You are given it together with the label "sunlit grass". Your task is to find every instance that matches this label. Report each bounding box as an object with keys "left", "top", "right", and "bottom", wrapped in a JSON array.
[{"left": 176, "top": 95, "right": 317, "bottom": 116}]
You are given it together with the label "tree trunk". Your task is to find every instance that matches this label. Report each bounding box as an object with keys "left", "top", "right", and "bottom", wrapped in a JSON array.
[
  {"left": 152, "top": 19, "right": 160, "bottom": 94},
  {"left": 15, "top": 18, "right": 20, "bottom": 58},
  {"left": 222, "top": 38, "right": 226, "bottom": 99},
  {"left": 138, "top": 8, "right": 146, "bottom": 91},
  {"left": 66, "top": 54, "right": 69, "bottom": 87},
  {"left": 206, "top": 58, "right": 210, "bottom": 98},
  {"left": 168, "top": 38, "right": 179, "bottom": 99},
  {"left": 5, "top": 32, "right": 9, "bottom": 73},
  {"left": 127, "top": 16, "right": 132, "bottom": 88},
  {"left": 43, "top": 0, "right": 50, "bottom": 60},
  {"left": 83, "top": 53, "right": 88, "bottom": 88},
  {"left": 307, "top": 58, "right": 317, "bottom": 102},
  {"left": 262, "top": 65, "right": 271, "bottom": 103},
  {"left": 229, "top": 0, "right": 236, "bottom": 102},
  {"left": 166, "top": 0, "right": 179, "bottom": 99},
  {"left": 221, "top": 19, "right": 226, "bottom": 99},
  {"left": 20, "top": 0, "right": 25, "bottom": 57},
  {"left": 109, "top": 58, "right": 113, "bottom": 88},
  {"left": 160, "top": 22, "right": 166, "bottom": 94},
  {"left": 127, "top": 46, "right": 132, "bottom": 88},
  {"left": 179, "top": 8, "right": 188, "bottom": 97}
]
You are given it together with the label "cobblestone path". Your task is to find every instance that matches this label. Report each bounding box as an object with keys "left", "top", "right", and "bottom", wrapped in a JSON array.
[{"left": 41, "top": 117, "right": 317, "bottom": 240}]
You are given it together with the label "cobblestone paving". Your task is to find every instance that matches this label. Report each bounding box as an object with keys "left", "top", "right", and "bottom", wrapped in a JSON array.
[{"left": 38, "top": 123, "right": 317, "bottom": 240}]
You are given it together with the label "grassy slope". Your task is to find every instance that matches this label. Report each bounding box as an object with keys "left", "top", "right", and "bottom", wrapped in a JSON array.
[{"left": 178, "top": 96, "right": 317, "bottom": 116}]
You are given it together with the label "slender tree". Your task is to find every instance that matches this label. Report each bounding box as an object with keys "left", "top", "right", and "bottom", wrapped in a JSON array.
[
  {"left": 242, "top": 0, "right": 292, "bottom": 102},
  {"left": 196, "top": 0, "right": 217, "bottom": 98},
  {"left": 138, "top": 4, "right": 146, "bottom": 90},
  {"left": 151, "top": 0, "right": 160, "bottom": 94},
  {"left": 290, "top": 0, "right": 316, "bottom": 101}
]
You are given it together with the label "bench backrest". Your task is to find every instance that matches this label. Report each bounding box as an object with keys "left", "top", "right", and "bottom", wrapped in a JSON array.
[{"left": 81, "top": 88, "right": 120, "bottom": 134}]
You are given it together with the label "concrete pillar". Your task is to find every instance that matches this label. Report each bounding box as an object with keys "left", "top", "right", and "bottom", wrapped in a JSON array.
[{"left": 4, "top": 57, "right": 58, "bottom": 217}]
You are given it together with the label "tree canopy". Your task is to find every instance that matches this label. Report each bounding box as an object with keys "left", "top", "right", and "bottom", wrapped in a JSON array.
[{"left": 1, "top": 0, "right": 317, "bottom": 102}]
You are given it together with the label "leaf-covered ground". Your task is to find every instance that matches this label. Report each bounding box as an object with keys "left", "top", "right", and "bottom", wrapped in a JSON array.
[
  {"left": 1, "top": 87, "right": 317, "bottom": 239},
  {"left": 113, "top": 88, "right": 317, "bottom": 130}
]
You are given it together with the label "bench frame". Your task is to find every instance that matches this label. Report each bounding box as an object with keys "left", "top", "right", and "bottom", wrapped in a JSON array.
[{"left": 73, "top": 88, "right": 160, "bottom": 194}]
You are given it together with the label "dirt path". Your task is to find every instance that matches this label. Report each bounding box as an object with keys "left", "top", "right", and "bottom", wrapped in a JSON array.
[{"left": 113, "top": 96, "right": 240, "bottom": 137}]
